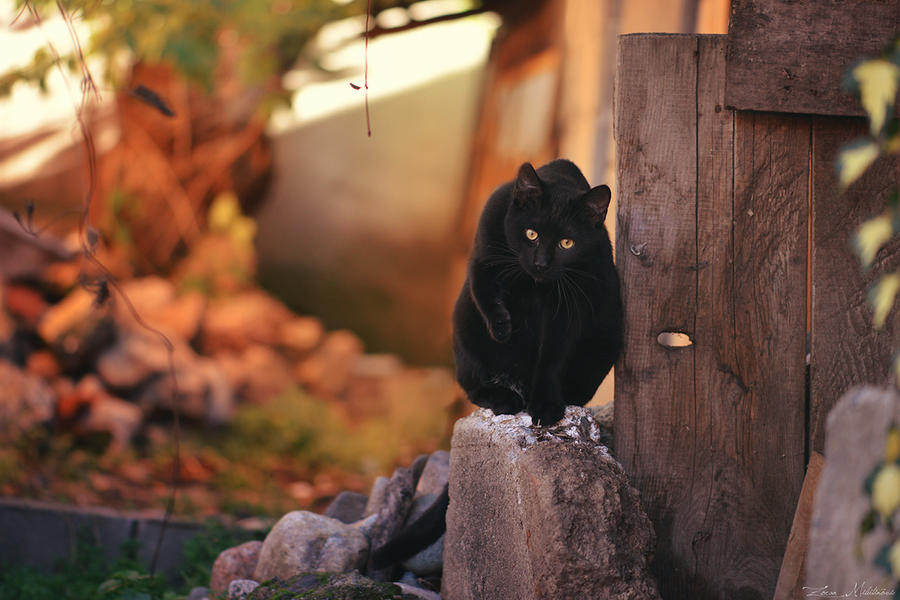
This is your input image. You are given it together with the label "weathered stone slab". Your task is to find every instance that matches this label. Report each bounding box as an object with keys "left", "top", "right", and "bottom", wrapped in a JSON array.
[
  {"left": 807, "top": 387, "right": 900, "bottom": 593},
  {"left": 442, "top": 407, "right": 659, "bottom": 600}
]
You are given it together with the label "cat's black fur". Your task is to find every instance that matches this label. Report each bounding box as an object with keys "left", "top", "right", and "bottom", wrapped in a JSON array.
[{"left": 452, "top": 159, "right": 622, "bottom": 425}]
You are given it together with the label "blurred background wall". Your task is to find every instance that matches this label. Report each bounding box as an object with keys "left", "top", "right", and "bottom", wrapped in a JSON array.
[{"left": 0, "top": 0, "right": 730, "bottom": 374}]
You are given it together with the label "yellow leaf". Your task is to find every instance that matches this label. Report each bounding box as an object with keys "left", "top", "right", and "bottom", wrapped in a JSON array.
[
  {"left": 871, "top": 274, "right": 900, "bottom": 329},
  {"left": 837, "top": 140, "right": 880, "bottom": 188},
  {"left": 872, "top": 463, "right": 900, "bottom": 519},
  {"left": 887, "top": 426, "right": 900, "bottom": 463},
  {"left": 853, "top": 59, "right": 900, "bottom": 135},
  {"left": 854, "top": 213, "right": 894, "bottom": 268},
  {"left": 208, "top": 192, "right": 240, "bottom": 233},
  {"left": 887, "top": 133, "right": 900, "bottom": 155},
  {"left": 229, "top": 216, "right": 257, "bottom": 247}
]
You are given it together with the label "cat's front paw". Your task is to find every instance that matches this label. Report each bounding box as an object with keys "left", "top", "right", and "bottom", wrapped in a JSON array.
[
  {"left": 529, "top": 403, "right": 565, "bottom": 427},
  {"left": 487, "top": 310, "right": 512, "bottom": 343}
]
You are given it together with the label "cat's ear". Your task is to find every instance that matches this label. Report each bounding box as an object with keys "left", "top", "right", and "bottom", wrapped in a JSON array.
[
  {"left": 582, "top": 184, "right": 611, "bottom": 227},
  {"left": 513, "top": 162, "right": 542, "bottom": 208}
]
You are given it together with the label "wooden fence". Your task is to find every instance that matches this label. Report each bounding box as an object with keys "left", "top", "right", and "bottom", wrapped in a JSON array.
[{"left": 614, "top": 34, "right": 899, "bottom": 599}]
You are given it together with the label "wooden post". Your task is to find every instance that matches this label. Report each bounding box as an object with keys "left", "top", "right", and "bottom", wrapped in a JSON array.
[
  {"left": 615, "top": 33, "right": 807, "bottom": 598},
  {"left": 809, "top": 118, "right": 900, "bottom": 453}
]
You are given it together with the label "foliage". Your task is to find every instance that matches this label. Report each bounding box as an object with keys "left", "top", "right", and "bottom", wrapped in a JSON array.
[
  {"left": 0, "top": 529, "right": 172, "bottom": 600},
  {"left": 840, "top": 38, "right": 900, "bottom": 361},
  {"left": 843, "top": 37, "right": 900, "bottom": 591},
  {"left": 175, "top": 192, "right": 258, "bottom": 296},
  {"left": 2, "top": 0, "right": 485, "bottom": 101},
  {"left": 3, "top": 0, "right": 357, "bottom": 97},
  {"left": 178, "top": 519, "right": 265, "bottom": 591}
]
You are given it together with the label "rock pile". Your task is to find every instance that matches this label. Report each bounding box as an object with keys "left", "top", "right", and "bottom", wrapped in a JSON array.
[
  {"left": 0, "top": 275, "right": 456, "bottom": 456},
  {"left": 205, "top": 449, "right": 450, "bottom": 599},
  {"left": 201, "top": 406, "right": 652, "bottom": 600}
]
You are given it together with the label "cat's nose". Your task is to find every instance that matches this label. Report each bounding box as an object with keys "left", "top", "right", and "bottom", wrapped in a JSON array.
[{"left": 534, "top": 261, "right": 549, "bottom": 272}]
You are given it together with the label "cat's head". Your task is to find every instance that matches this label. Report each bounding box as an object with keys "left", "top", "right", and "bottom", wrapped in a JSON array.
[{"left": 504, "top": 161, "right": 611, "bottom": 282}]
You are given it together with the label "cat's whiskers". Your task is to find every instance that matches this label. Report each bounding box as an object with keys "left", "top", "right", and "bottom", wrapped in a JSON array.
[{"left": 563, "top": 272, "right": 596, "bottom": 320}]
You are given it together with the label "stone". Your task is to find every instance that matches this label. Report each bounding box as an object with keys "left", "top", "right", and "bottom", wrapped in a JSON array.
[
  {"left": 325, "top": 491, "right": 369, "bottom": 524},
  {"left": 400, "top": 494, "right": 444, "bottom": 576},
  {"left": 186, "top": 586, "right": 210, "bottom": 600},
  {"left": 366, "top": 467, "right": 417, "bottom": 581},
  {"left": 4, "top": 283, "right": 48, "bottom": 326},
  {"left": 217, "top": 345, "right": 294, "bottom": 405},
  {"left": 126, "top": 341, "right": 234, "bottom": 424},
  {"left": 415, "top": 451, "right": 449, "bottom": 495},
  {"left": 352, "top": 354, "right": 404, "bottom": 379},
  {"left": 25, "top": 350, "right": 60, "bottom": 379},
  {"left": 201, "top": 291, "right": 294, "bottom": 353},
  {"left": 246, "top": 571, "right": 415, "bottom": 600},
  {"left": 806, "top": 387, "right": 900, "bottom": 592},
  {"left": 227, "top": 579, "right": 259, "bottom": 600},
  {"left": 116, "top": 277, "right": 176, "bottom": 319},
  {"left": 210, "top": 540, "right": 263, "bottom": 595},
  {"left": 113, "top": 279, "right": 204, "bottom": 343},
  {"left": 139, "top": 290, "right": 206, "bottom": 342},
  {"left": 279, "top": 316, "right": 324, "bottom": 357},
  {"left": 442, "top": 407, "right": 660, "bottom": 600},
  {"left": 253, "top": 511, "right": 369, "bottom": 581},
  {"left": 295, "top": 330, "right": 364, "bottom": 398},
  {"left": 587, "top": 401, "right": 614, "bottom": 450},
  {"left": 364, "top": 476, "right": 391, "bottom": 518},
  {"left": 395, "top": 583, "right": 441, "bottom": 600},
  {"left": 0, "top": 359, "right": 55, "bottom": 437},
  {"left": 37, "top": 287, "right": 94, "bottom": 344},
  {"left": 350, "top": 513, "right": 379, "bottom": 542},
  {"left": 77, "top": 383, "right": 143, "bottom": 451},
  {"left": 97, "top": 330, "right": 172, "bottom": 390}
]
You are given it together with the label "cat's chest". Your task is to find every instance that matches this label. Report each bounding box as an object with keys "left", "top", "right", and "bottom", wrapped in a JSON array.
[{"left": 506, "top": 285, "right": 583, "bottom": 330}]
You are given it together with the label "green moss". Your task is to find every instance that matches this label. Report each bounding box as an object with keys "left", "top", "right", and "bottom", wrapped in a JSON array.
[{"left": 248, "top": 572, "right": 407, "bottom": 600}]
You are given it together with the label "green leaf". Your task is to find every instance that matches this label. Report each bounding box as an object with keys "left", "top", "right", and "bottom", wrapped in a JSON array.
[
  {"left": 870, "top": 273, "right": 900, "bottom": 329},
  {"left": 876, "top": 542, "right": 893, "bottom": 574},
  {"left": 853, "top": 59, "right": 900, "bottom": 136},
  {"left": 855, "top": 213, "right": 895, "bottom": 268},
  {"left": 865, "top": 463, "right": 883, "bottom": 495},
  {"left": 861, "top": 507, "right": 879, "bottom": 535},
  {"left": 837, "top": 139, "right": 880, "bottom": 188}
]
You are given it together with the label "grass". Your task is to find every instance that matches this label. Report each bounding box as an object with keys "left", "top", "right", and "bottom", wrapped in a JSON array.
[{"left": 0, "top": 520, "right": 262, "bottom": 600}]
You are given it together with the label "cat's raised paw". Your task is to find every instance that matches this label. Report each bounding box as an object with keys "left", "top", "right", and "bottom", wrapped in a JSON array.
[{"left": 488, "top": 312, "right": 512, "bottom": 343}]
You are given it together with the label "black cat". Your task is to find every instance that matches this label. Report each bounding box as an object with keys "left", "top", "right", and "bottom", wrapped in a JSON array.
[
  {"left": 452, "top": 159, "right": 622, "bottom": 425},
  {"left": 370, "top": 160, "right": 623, "bottom": 572}
]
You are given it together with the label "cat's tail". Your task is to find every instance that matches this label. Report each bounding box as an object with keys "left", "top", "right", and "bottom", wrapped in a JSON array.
[{"left": 370, "top": 483, "right": 449, "bottom": 570}]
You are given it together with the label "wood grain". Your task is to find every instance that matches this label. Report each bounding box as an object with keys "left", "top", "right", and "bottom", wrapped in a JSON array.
[
  {"left": 614, "top": 32, "right": 698, "bottom": 598},
  {"left": 726, "top": 0, "right": 900, "bottom": 117},
  {"left": 616, "top": 34, "right": 808, "bottom": 599},
  {"left": 774, "top": 452, "right": 824, "bottom": 600},
  {"left": 809, "top": 117, "right": 900, "bottom": 453}
]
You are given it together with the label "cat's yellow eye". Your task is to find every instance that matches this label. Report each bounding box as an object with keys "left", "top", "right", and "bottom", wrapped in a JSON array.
[
  {"left": 525, "top": 228, "right": 539, "bottom": 241},
  {"left": 559, "top": 238, "right": 574, "bottom": 249}
]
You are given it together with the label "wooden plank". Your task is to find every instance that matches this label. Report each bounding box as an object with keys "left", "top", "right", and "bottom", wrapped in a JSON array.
[
  {"left": 726, "top": 109, "right": 809, "bottom": 598},
  {"left": 614, "top": 32, "right": 699, "bottom": 595},
  {"left": 809, "top": 117, "right": 900, "bottom": 453},
  {"left": 726, "top": 0, "right": 900, "bottom": 117},
  {"left": 774, "top": 452, "right": 824, "bottom": 600},
  {"left": 616, "top": 33, "right": 809, "bottom": 598}
]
